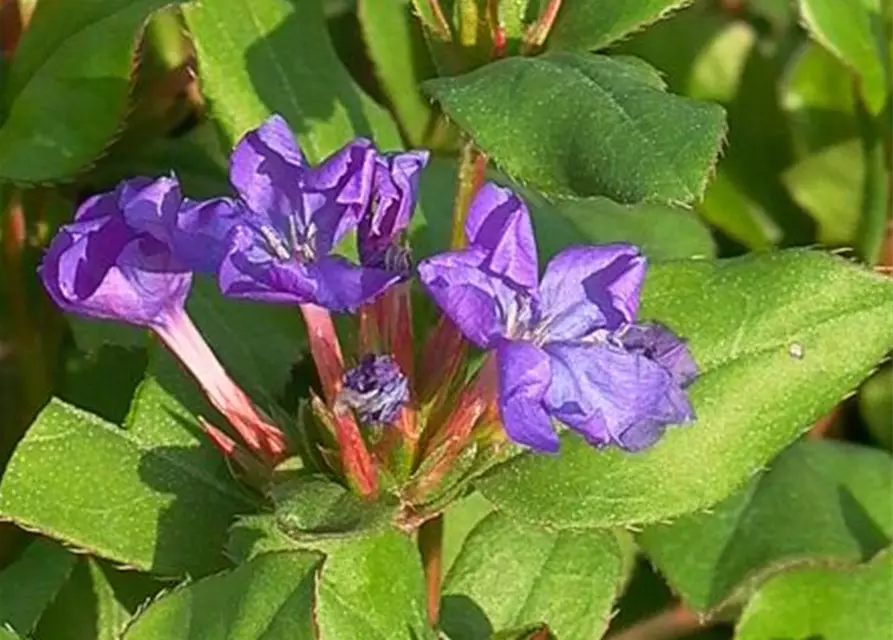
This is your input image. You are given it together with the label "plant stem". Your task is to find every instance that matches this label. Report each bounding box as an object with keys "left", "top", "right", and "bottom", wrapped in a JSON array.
[
  {"left": 450, "top": 142, "right": 487, "bottom": 249},
  {"left": 610, "top": 603, "right": 710, "bottom": 640},
  {"left": 854, "top": 92, "right": 891, "bottom": 265},
  {"left": 418, "top": 514, "right": 445, "bottom": 627},
  {"left": 521, "top": 0, "right": 563, "bottom": 54}
]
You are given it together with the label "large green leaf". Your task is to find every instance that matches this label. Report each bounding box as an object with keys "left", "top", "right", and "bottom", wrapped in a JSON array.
[
  {"left": 412, "top": 158, "right": 717, "bottom": 261},
  {"left": 442, "top": 492, "right": 496, "bottom": 576},
  {"left": 638, "top": 440, "right": 893, "bottom": 613},
  {"left": 183, "top": 0, "right": 402, "bottom": 158},
  {"left": 0, "top": 398, "right": 254, "bottom": 577},
  {"left": 619, "top": 8, "right": 815, "bottom": 246},
  {"left": 0, "top": 538, "right": 76, "bottom": 635},
  {"left": 0, "top": 0, "right": 181, "bottom": 183},
  {"left": 477, "top": 250, "right": 893, "bottom": 528},
  {"left": 546, "top": 0, "right": 694, "bottom": 52},
  {"left": 122, "top": 551, "right": 322, "bottom": 639},
  {"left": 736, "top": 547, "right": 893, "bottom": 640},
  {"left": 313, "top": 531, "right": 431, "bottom": 639},
  {"left": 127, "top": 532, "right": 431, "bottom": 639},
  {"left": 33, "top": 558, "right": 161, "bottom": 640},
  {"left": 441, "top": 513, "right": 626, "bottom": 639},
  {"left": 422, "top": 53, "right": 726, "bottom": 204},
  {"left": 798, "top": 0, "right": 890, "bottom": 115}
]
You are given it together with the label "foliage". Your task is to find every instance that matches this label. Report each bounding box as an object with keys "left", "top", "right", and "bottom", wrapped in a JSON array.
[{"left": 0, "top": 0, "right": 890, "bottom": 638}]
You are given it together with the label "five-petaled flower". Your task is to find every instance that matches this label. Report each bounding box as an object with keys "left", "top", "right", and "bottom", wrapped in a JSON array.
[
  {"left": 212, "top": 115, "right": 427, "bottom": 313},
  {"left": 39, "top": 177, "right": 287, "bottom": 464},
  {"left": 418, "top": 183, "right": 696, "bottom": 454}
]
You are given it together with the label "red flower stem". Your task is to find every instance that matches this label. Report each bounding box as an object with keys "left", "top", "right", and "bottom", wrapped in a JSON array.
[
  {"left": 450, "top": 142, "right": 487, "bottom": 250},
  {"left": 333, "top": 409, "right": 379, "bottom": 498},
  {"left": 609, "top": 603, "right": 710, "bottom": 640},
  {"left": 299, "top": 303, "right": 345, "bottom": 406},
  {"left": 521, "top": 0, "right": 563, "bottom": 54},
  {"left": 487, "top": 0, "right": 507, "bottom": 58},
  {"left": 155, "top": 309, "right": 286, "bottom": 460},
  {"left": 417, "top": 514, "right": 445, "bottom": 626}
]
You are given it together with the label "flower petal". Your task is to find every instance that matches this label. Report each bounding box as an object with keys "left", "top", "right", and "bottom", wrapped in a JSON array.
[
  {"left": 544, "top": 340, "right": 693, "bottom": 451},
  {"left": 303, "top": 138, "right": 376, "bottom": 253},
  {"left": 539, "top": 245, "right": 646, "bottom": 341},
  {"left": 217, "top": 226, "right": 316, "bottom": 305},
  {"left": 418, "top": 247, "right": 525, "bottom": 349},
  {"left": 620, "top": 323, "right": 698, "bottom": 387},
  {"left": 39, "top": 197, "right": 191, "bottom": 328},
  {"left": 305, "top": 256, "right": 402, "bottom": 313},
  {"left": 464, "top": 183, "right": 539, "bottom": 293},
  {"left": 496, "top": 340, "right": 559, "bottom": 453},
  {"left": 170, "top": 197, "right": 242, "bottom": 273},
  {"left": 229, "top": 115, "right": 306, "bottom": 231},
  {"left": 358, "top": 149, "right": 429, "bottom": 267}
]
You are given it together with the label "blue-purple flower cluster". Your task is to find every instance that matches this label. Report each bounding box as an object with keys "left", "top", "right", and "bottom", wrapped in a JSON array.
[{"left": 40, "top": 114, "right": 696, "bottom": 462}]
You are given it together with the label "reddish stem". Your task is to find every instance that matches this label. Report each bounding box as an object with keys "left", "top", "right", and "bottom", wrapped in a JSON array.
[
  {"left": 521, "top": 0, "right": 563, "bottom": 54},
  {"left": 333, "top": 409, "right": 379, "bottom": 498},
  {"left": 610, "top": 604, "right": 709, "bottom": 640},
  {"left": 300, "top": 303, "right": 346, "bottom": 406},
  {"left": 418, "top": 514, "right": 444, "bottom": 626},
  {"left": 487, "top": 0, "right": 507, "bottom": 58}
]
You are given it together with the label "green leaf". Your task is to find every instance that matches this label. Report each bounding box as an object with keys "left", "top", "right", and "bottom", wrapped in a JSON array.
[
  {"left": 798, "top": 0, "right": 890, "bottom": 114},
  {"left": 183, "top": 0, "right": 402, "bottom": 158},
  {"left": 0, "top": 538, "right": 76, "bottom": 635},
  {"left": 0, "top": 0, "right": 181, "bottom": 183},
  {"left": 859, "top": 366, "right": 893, "bottom": 450},
  {"left": 442, "top": 492, "right": 496, "bottom": 576},
  {"left": 618, "top": 10, "right": 814, "bottom": 246},
  {"left": 781, "top": 41, "right": 858, "bottom": 155},
  {"left": 477, "top": 250, "right": 893, "bottom": 528},
  {"left": 519, "top": 191, "right": 717, "bottom": 261},
  {"left": 546, "top": 0, "right": 693, "bottom": 52},
  {"left": 422, "top": 53, "right": 726, "bottom": 204},
  {"left": 0, "top": 398, "right": 255, "bottom": 577},
  {"left": 441, "top": 513, "right": 627, "bottom": 640},
  {"left": 314, "top": 531, "right": 431, "bottom": 639},
  {"left": 271, "top": 473, "right": 395, "bottom": 542},
  {"left": 358, "top": 0, "right": 433, "bottom": 145},
  {"left": 736, "top": 547, "right": 893, "bottom": 640},
  {"left": 122, "top": 551, "right": 322, "bottom": 639},
  {"left": 59, "top": 345, "right": 148, "bottom": 424},
  {"left": 638, "top": 439, "right": 893, "bottom": 613},
  {"left": 412, "top": 158, "right": 717, "bottom": 261},
  {"left": 782, "top": 138, "right": 864, "bottom": 245},
  {"left": 698, "top": 168, "right": 781, "bottom": 250},
  {"left": 33, "top": 558, "right": 161, "bottom": 640}
]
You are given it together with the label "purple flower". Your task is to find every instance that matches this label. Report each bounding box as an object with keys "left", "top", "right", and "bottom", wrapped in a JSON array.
[
  {"left": 215, "top": 115, "right": 424, "bottom": 312},
  {"left": 39, "top": 177, "right": 288, "bottom": 462},
  {"left": 338, "top": 354, "right": 409, "bottom": 425},
  {"left": 39, "top": 177, "right": 192, "bottom": 328},
  {"left": 418, "top": 184, "right": 696, "bottom": 453},
  {"left": 358, "top": 150, "right": 429, "bottom": 275}
]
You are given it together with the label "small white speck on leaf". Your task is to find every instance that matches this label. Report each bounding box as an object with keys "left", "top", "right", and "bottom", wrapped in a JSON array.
[{"left": 789, "top": 343, "right": 804, "bottom": 359}]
